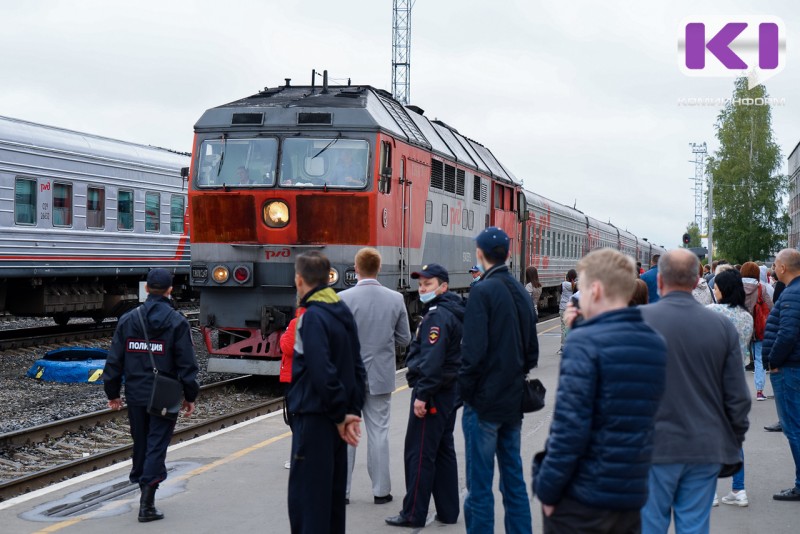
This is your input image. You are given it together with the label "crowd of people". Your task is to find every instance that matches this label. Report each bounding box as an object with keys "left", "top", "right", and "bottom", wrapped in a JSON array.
[{"left": 102, "top": 239, "right": 800, "bottom": 533}]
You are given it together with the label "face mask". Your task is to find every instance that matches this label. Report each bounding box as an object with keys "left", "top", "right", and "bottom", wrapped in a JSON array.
[{"left": 419, "top": 287, "right": 439, "bottom": 304}]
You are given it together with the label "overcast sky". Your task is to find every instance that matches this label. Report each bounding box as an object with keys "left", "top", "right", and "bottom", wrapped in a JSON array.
[{"left": 1, "top": 0, "right": 797, "bottom": 248}]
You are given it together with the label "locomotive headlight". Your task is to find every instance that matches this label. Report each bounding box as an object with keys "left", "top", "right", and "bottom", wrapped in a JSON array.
[
  {"left": 263, "top": 200, "right": 289, "bottom": 228},
  {"left": 328, "top": 267, "right": 339, "bottom": 286},
  {"left": 212, "top": 265, "right": 230, "bottom": 283}
]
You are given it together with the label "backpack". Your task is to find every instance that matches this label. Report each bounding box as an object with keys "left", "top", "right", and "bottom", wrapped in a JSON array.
[{"left": 753, "top": 283, "right": 769, "bottom": 341}]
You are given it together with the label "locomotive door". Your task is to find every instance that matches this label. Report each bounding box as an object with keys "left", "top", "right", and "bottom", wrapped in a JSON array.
[{"left": 399, "top": 156, "right": 411, "bottom": 290}]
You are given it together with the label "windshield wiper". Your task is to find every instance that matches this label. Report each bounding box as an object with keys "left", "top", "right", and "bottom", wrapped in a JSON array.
[
  {"left": 217, "top": 135, "right": 227, "bottom": 177},
  {"left": 311, "top": 135, "right": 340, "bottom": 159}
]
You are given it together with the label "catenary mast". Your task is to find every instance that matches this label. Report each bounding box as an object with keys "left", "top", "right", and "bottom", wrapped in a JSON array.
[{"left": 392, "top": 0, "right": 413, "bottom": 105}]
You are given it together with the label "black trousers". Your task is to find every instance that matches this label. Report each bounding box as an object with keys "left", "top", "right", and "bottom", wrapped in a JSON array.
[
  {"left": 543, "top": 497, "right": 641, "bottom": 534},
  {"left": 401, "top": 386, "right": 460, "bottom": 525},
  {"left": 127, "top": 405, "right": 176, "bottom": 487},
  {"left": 288, "top": 414, "right": 347, "bottom": 534}
]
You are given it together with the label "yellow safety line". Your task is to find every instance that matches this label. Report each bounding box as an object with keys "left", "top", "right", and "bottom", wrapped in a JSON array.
[{"left": 37, "top": 323, "right": 555, "bottom": 531}]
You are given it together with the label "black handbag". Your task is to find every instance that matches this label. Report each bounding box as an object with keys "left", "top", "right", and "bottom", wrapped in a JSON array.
[
  {"left": 137, "top": 308, "right": 183, "bottom": 421},
  {"left": 522, "top": 378, "right": 546, "bottom": 413}
]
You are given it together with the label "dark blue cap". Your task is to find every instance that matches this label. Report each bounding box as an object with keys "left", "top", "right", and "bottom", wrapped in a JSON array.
[
  {"left": 475, "top": 227, "right": 510, "bottom": 260},
  {"left": 146, "top": 268, "right": 173, "bottom": 290},
  {"left": 468, "top": 265, "right": 480, "bottom": 273},
  {"left": 411, "top": 263, "right": 449, "bottom": 283}
]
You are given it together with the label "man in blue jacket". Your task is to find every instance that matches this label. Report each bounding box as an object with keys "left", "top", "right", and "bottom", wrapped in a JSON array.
[
  {"left": 640, "top": 254, "right": 660, "bottom": 303},
  {"left": 764, "top": 248, "right": 800, "bottom": 502},
  {"left": 533, "top": 248, "right": 667, "bottom": 532},
  {"left": 286, "top": 251, "right": 367, "bottom": 534},
  {"left": 386, "top": 263, "right": 464, "bottom": 528},
  {"left": 104, "top": 268, "right": 199, "bottom": 523},
  {"left": 460, "top": 227, "right": 539, "bottom": 534}
]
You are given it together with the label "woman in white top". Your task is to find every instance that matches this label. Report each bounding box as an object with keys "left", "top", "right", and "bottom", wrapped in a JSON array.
[
  {"left": 558, "top": 269, "right": 577, "bottom": 353},
  {"left": 525, "top": 266, "right": 542, "bottom": 320}
]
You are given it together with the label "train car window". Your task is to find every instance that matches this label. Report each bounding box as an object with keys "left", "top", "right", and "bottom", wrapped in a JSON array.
[
  {"left": 118, "top": 190, "right": 134, "bottom": 230},
  {"left": 425, "top": 200, "right": 433, "bottom": 223},
  {"left": 86, "top": 187, "right": 105, "bottom": 229},
  {"left": 280, "top": 138, "right": 368, "bottom": 189},
  {"left": 14, "top": 178, "right": 36, "bottom": 225},
  {"left": 441, "top": 203, "right": 448, "bottom": 226},
  {"left": 145, "top": 192, "right": 161, "bottom": 232},
  {"left": 430, "top": 160, "right": 444, "bottom": 190},
  {"left": 197, "top": 138, "right": 277, "bottom": 187},
  {"left": 53, "top": 182, "right": 73, "bottom": 227},
  {"left": 378, "top": 141, "right": 392, "bottom": 194},
  {"left": 170, "top": 195, "right": 185, "bottom": 233}
]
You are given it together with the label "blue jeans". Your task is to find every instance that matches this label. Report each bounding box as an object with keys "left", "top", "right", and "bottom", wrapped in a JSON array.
[
  {"left": 771, "top": 368, "right": 800, "bottom": 490},
  {"left": 731, "top": 448, "right": 745, "bottom": 491},
  {"left": 462, "top": 405, "right": 532, "bottom": 534},
  {"left": 641, "top": 463, "right": 720, "bottom": 534},
  {"left": 753, "top": 341, "right": 766, "bottom": 391}
]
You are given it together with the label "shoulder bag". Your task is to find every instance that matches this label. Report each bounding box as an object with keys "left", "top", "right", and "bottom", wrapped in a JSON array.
[
  {"left": 136, "top": 307, "right": 183, "bottom": 421},
  {"left": 499, "top": 277, "right": 546, "bottom": 413}
]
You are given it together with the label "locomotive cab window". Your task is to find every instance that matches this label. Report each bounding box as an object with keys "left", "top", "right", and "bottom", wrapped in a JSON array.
[
  {"left": 14, "top": 177, "right": 36, "bottom": 225},
  {"left": 118, "top": 190, "right": 134, "bottom": 230},
  {"left": 280, "top": 138, "right": 369, "bottom": 189},
  {"left": 378, "top": 141, "right": 391, "bottom": 194},
  {"left": 53, "top": 182, "right": 73, "bottom": 227},
  {"left": 196, "top": 138, "right": 277, "bottom": 187},
  {"left": 145, "top": 192, "right": 160, "bottom": 232},
  {"left": 87, "top": 187, "right": 105, "bottom": 229},
  {"left": 170, "top": 195, "right": 185, "bottom": 233}
]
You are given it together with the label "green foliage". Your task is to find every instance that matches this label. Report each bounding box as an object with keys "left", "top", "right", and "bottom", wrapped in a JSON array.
[
  {"left": 683, "top": 222, "right": 702, "bottom": 248},
  {"left": 707, "top": 78, "right": 789, "bottom": 264}
]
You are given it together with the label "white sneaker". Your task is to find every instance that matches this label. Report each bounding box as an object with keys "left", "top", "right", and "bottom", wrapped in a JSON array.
[
  {"left": 712, "top": 493, "right": 719, "bottom": 507},
  {"left": 721, "top": 490, "right": 748, "bottom": 507},
  {"left": 284, "top": 460, "right": 291, "bottom": 469}
]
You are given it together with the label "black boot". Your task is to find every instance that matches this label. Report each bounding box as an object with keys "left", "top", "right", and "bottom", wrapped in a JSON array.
[{"left": 138, "top": 484, "right": 164, "bottom": 523}]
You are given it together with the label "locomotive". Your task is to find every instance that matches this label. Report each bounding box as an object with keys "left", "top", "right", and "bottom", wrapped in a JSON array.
[
  {"left": 188, "top": 78, "right": 666, "bottom": 375},
  {"left": 0, "top": 116, "right": 191, "bottom": 324}
]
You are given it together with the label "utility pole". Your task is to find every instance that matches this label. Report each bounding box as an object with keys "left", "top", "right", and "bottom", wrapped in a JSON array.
[{"left": 392, "top": 0, "right": 413, "bottom": 105}]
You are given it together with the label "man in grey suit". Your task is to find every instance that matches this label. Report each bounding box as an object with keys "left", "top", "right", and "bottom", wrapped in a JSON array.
[
  {"left": 340, "top": 247, "right": 412, "bottom": 504},
  {"left": 639, "top": 248, "right": 751, "bottom": 534}
]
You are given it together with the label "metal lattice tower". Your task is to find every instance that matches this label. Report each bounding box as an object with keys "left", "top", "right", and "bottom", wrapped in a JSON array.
[
  {"left": 689, "top": 142, "right": 707, "bottom": 232},
  {"left": 392, "top": 0, "right": 413, "bottom": 105}
]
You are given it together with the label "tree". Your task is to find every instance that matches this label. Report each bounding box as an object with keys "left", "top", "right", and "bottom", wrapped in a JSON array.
[
  {"left": 683, "top": 222, "right": 701, "bottom": 248},
  {"left": 706, "top": 77, "right": 789, "bottom": 264}
]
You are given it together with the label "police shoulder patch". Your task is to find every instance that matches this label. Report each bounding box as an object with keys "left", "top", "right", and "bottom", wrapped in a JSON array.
[{"left": 428, "top": 326, "right": 440, "bottom": 344}]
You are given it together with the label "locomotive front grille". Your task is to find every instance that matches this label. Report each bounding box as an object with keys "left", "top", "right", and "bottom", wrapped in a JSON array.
[{"left": 296, "top": 196, "right": 370, "bottom": 245}]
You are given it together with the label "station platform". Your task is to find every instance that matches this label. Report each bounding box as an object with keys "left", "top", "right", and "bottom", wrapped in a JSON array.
[{"left": 1, "top": 317, "right": 797, "bottom": 533}]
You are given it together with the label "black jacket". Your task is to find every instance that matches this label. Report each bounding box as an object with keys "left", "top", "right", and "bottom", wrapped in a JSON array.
[
  {"left": 104, "top": 295, "right": 199, "bottom": 405},
  {"left": 459, "top": 264, "right": 539, "bottom": 423},
  {"left": 287, "top": 286, "right": 366, "bottom": 424},
  {"left": 406, "top": 291, "right": 465, "bottom": 403},
  {"left": 764, "top": 276, "right": 800, "bottom": 368}
]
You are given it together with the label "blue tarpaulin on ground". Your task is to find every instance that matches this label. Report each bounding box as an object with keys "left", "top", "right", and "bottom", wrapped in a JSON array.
[{"left": 27, "top": 348, "right": 108, "bottom": 383}]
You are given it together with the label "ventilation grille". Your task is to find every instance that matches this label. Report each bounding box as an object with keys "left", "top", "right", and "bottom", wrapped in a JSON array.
[
  {"left": 430, "top": 160, "right": 444, "bottom": 190},
  {"left": 298, "top": 112, "right": 332, "bottom": 125},
  {"left": 231, "top": 113, "right": 264, "bottom": 125},
  {"left": 444, "top": 164, "right": 456, "bottom": 193},
  {"left": 456, "top": 169, "right": 465, "bottom": 196}
]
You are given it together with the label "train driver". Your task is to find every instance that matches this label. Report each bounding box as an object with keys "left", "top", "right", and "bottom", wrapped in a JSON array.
[{"left": 331, "top": 151, "right": 365, "bottom": 186}]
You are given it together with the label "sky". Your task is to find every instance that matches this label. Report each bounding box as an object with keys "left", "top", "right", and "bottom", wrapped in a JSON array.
[{"left": 1, "top": 0, "right": 798, "bottom": 249}]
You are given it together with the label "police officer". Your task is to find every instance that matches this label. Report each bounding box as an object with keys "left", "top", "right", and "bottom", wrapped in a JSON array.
[
  {"left": 103, "top": 268, "right": 199, "bottom": 523},
  {"left": 386, "top": 263, "right": 465, "bottom": 528}
]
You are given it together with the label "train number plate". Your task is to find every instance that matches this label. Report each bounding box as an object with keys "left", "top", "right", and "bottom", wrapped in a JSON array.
[
  {"left": 344, "top": 269, "right": 357, "bottom": 286},
  {"left": 192, "top": 265, "right": 208, "bottom": 281}
]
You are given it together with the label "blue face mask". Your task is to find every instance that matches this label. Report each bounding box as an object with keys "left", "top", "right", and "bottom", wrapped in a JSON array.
[
  {"left": 419, "top": 288, "right": 439, "bottom": 304},
  {"left": 477, "top": 262, "right": 486, "bottom": 274}
]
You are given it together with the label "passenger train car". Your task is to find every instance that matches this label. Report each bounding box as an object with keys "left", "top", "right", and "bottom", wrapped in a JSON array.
[
  {"left": 0, "top": 116, "right": 191, "bottom": 323},
  {"left": 187, "top": 80, "right": 666, "bottom": 375}
]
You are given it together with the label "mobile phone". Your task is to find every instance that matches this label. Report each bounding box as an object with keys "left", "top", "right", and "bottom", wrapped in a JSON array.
[{"left": 570, "top": 295, "right": 580, "bottom": 309}]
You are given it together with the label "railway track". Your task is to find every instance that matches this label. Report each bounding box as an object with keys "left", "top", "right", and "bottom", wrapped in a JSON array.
[
  {"left": 0, "top": 311, "right": 199, "bottom": 351},
  {"left": 0, "top": 375, "right": 280, "bottom": 502}
]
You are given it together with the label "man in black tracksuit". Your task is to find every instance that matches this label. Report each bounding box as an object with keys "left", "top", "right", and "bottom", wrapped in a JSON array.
[
  {"left": 287, "top": 251, "right": 366, "bottom": 534},
  {"left": 386, "top": 263, "right": 465, "bottom": 528},
  {"left": 103, "top": 268, "right": 199, "bottom": 523}
]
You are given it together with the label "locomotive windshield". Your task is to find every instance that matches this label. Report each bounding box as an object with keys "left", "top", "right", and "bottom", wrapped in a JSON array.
[
  {"left": 280, "top": 138, "right": 369, "bottom": 189},
  {"left": 196, "top": 138, "right": 278, "bottom": 187}
]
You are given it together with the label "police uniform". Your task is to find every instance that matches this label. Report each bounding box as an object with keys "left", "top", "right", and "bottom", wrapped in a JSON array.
[
  {"left": 103, "top": 269, "right": 199, "bottom": 522},
  {"left": 387, "top": 264, "right": 465, "bottom": 528}
]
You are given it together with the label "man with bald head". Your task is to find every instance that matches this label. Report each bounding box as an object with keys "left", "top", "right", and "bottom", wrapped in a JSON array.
[
  {"left": 639, "top": 248, "right": 751, "bottom": 533},
  {"left": 764, "top": 248, "right": 800, "bottom": 502}
]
